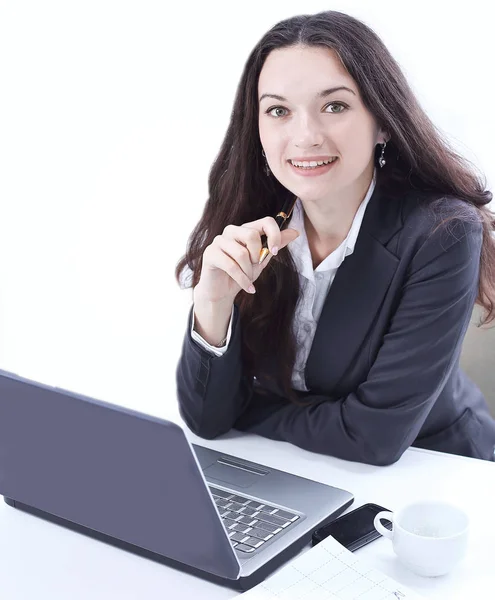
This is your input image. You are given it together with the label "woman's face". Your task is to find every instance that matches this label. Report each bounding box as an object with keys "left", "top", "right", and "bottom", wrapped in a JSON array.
[{"left": 258, "top": 45, "right": 386, "bottom": 203}]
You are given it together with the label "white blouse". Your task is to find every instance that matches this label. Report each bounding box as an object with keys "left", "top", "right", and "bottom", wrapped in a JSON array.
[{"left": 189, "top": 172, "right": 376, "bottom": 392}]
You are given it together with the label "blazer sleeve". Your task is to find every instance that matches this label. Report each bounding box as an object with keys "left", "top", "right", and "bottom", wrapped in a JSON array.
[
  {"left": 176, "top": 304, "right": 253, "bottom": 439},
  {"left": 233, "top": 218, "right": 484, "bottom": 466}
]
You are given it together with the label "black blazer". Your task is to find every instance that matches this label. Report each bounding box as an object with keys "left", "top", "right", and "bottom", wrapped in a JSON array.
[{"left": 176, "top": 185, "right": 495, "bottom": 465}]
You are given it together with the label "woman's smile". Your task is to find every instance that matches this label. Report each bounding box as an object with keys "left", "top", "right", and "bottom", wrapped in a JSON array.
[{"left": 288, "top": 157, "right": 339, "bottom": 177}]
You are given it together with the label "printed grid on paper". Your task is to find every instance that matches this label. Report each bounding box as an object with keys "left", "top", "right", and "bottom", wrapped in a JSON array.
[{"left": 241, "top": 536, "right": 423, "bottom": 600}]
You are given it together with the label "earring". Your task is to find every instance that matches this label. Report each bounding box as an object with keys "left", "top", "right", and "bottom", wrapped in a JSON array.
[
  {"left": 378, "top": 142, "right": 387, "bottom": 168},
  {"left": 261, "top": 149, "right": 271, "bottom": 176}
]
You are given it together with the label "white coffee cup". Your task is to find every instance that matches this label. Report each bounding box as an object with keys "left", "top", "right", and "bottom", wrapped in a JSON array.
[{"left": 373, "top": 501, "right": 469, "bottom": 577}]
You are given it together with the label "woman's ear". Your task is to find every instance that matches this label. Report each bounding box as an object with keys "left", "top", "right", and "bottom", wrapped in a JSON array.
[{"left": 378, "top": 129, "right": 391, "bottom": 144}]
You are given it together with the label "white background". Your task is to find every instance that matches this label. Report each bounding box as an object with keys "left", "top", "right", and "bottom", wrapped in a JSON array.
[{"left": 0, "top": 0, "right": 493, "bottom": 419}]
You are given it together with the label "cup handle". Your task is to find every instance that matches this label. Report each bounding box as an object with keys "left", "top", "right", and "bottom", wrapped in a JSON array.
[{"left": 374, "top": 511, "right": 394, "bottom": 540}]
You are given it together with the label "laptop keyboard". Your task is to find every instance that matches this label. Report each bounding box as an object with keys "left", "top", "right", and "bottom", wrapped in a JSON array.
[{"left": 209, "top": 485, "right": 300, "bottom": 555}]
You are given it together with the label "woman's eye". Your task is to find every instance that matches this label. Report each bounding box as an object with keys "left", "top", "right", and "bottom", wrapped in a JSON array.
[
  {"left": 266, "top": 103, "right": 347, "bottom": 118},
  {"left": 267, "top": 106, "right": 288, "bottom": 118},
  {"left": 325, "top": 102, "right": 347, "bottom": 113}
]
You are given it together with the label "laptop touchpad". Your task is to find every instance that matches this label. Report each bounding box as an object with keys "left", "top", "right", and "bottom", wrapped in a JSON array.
[{"left": 204, "top": 458, "right": 267, "bottom": 488}]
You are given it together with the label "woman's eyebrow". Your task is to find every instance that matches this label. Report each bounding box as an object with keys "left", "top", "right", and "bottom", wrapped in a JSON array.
[{"left": 259, "top": 85, "right": 356, "bottom": 103}]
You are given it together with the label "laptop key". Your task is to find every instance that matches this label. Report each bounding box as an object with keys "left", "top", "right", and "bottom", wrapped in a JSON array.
[
  {"left": 222, "top": 518, "right": 238, "bottom": 529},
  {"left": 247, "top": 527, "right": 274, "bottom": 541},
  {"left": 235, "top": 544, "right": 255, "bottom": 553},
  {"left": 246, "top": 501, "right": 265, "bottom": 510},
  {"left": 239, "top": 507, "right": 258, "bottom": 517},
  {"left": 273, "top": 509, "right": 299, "bottom": 521},
  {"left": 229, "top": 495, "right": 251, "bottom": 505},
  {"left": 214, "top": 498, "right": 229, "bottom": 508},
  {"left": 257, "top": 504, "right": 277, "bottom": 514},
  {"left": 251, "top": 520, "right": 282, "bottom": 534},
  {"left": 221, "top": 511, "right": 238, "bottom": 520},
  {"left": 242, "top": 537, "right": 265, "bottom": 549},
  {"left": 225, "top": 501, "right": 245, "bottom": 512},
  {"left": 255, "top": 513, "right": 290, "bottom": 527},
  {"left": 230, "top": 523, "right": 252, "bottom": 534},
  {"left": 209, "top": 487, "right": 233, "bottom": 500},
  {"left": 230, "top": 532, "right": 249, "bottom": 543},
  {"left": 236, "top": 515, "right": 258, "bottom": 526}
]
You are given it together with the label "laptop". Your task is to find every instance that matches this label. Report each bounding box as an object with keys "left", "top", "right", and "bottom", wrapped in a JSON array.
[{"left": 0, "top": 369, "right": 353, "bottom": 590}]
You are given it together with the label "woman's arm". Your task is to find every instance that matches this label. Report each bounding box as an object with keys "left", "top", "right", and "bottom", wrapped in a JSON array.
[
  {"left": 175, "top": 216, "right": 298, "bottom": 438},
  {"left": 234, "top": 219, "right": 483, "bottom": 466},
  {"left": 176, "top": 304, "right": 254, "bottom": 438}
]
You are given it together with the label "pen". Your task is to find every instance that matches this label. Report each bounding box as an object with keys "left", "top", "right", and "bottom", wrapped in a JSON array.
[{"left": 258, "top": 196, "right": 297, "bottom": 264}]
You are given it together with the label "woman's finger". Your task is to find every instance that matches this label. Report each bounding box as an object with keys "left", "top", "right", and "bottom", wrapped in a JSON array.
[
  {"left": 215, "top": 237, "right": 254, "bottom": 282},
  {"left": 241, "top": 216, "right": 283, "bottom": 254},
  {"left": 205, "top": 239, "right": 255, "bottom": 294}
]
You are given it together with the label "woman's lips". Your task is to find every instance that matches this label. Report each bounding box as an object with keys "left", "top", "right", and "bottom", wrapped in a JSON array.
[{"left": 288, "top": 158, "right": 338, "bottom": 177}]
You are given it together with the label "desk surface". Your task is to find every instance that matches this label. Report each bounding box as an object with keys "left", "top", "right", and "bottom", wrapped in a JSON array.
[{"left": 1, "top": 407, "right": 494, "bottom": 599}]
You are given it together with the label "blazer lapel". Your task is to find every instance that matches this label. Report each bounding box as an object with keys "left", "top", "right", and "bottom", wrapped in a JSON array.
[{"left": 305, "top": 185, "right": 402, "bottom": 393}]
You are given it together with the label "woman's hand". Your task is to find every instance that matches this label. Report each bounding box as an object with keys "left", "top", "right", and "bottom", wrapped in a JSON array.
[{"left": 194, "top": 216, "right": 299, "bottom": 305}]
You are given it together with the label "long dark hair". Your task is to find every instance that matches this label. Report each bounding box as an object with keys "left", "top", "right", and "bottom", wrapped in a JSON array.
[{"left": 175, "top": 10, "right": 495, "bottom": 402}]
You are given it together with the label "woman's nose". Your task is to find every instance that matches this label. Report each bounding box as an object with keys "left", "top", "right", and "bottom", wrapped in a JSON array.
[{"left": 292, "top": 115, "right": 325, "bottom": 149}]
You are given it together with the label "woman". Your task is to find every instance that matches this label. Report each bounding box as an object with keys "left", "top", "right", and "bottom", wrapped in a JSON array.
[{"left": 174, "top": 10, "right": 495, "bottom": 465}]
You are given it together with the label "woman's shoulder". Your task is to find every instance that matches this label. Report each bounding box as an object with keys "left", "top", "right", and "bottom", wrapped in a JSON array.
[
  {"left": 380, "top": 189, "right": 484, "bottom": 279},
  {"left": 399, "top": 189, "right": 483, "bottom": 244}
]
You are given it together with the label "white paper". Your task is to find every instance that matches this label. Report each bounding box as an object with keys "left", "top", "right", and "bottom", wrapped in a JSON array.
[{"left": 242, "top": 536, "right": 424, "bottom": 599}]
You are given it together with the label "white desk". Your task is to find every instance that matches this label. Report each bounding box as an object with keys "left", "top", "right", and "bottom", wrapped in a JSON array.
[{"left": 1, "top": 411, "right": 494, "bottom": 599}]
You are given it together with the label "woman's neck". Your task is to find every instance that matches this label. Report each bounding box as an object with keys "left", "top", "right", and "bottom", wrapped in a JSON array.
[{"left": 301, "top": 169, "right": 374, "bottom": 268}]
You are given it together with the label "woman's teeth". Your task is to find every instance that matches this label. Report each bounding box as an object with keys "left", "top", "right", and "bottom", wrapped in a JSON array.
[{"left": 290, "top": 158, "right": 337, "bottom": 169}]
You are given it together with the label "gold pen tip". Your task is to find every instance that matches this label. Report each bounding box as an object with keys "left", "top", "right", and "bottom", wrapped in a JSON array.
[{"left": 258, "top": 248, "right": 270, "bottom": 264}]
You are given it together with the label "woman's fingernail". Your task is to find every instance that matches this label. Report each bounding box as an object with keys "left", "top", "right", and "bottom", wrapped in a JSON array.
[
  {"left": 248, "top": 285, "right": 256, "bottom": 294},
  {"left": 271, "top": 246, "right": 279, "bottom": 255}
]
